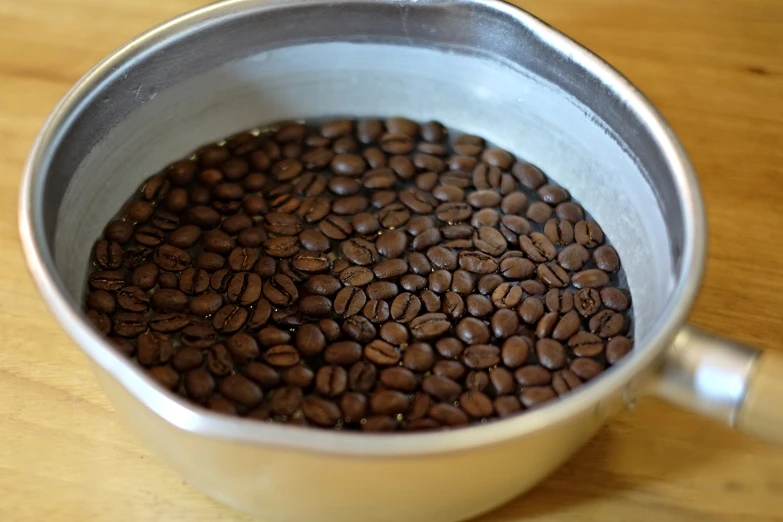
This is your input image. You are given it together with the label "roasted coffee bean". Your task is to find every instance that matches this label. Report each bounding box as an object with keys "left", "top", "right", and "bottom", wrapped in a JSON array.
[
  {"left": 465, "top": 371, "right": 490, "bottom": 392},
  {"left": 544, "top": 218, "right": 574, "bottom": 246},
  {"left": 570, "top": 358, "right": 604, "bottom": 380},
  {"left": 568, "top": 332, "right": 605, "bottom": 358},
  {"left": 600, "top": 287, "right": 630, "bottom": 312},
  {"left": 519, "top": 233, "right": 556, "bottom": 262},
  {"left": 575, "top": 220, "right": 604, "bottom": 248},
  {"left": 536, "top": 339, "right": 568, "bottom": 370},
  {"left": 410, "top": 313, "right": 450, "bottom": 340},
  {"left": 429, "top": 403, "right": 469, "bottom": 426},
  {"left": 476, "top": 274, "right": 503, "bottom": 296},
  {"left": 130, "top": 263, "right": 158, "bottom": 291},
  {"left": 87, "top": 290, "right": 116, "bottom": 315},
  {"left": 572, "top": 269, "right": 610, "bottom": 289},
  {"left": 89, "top": 270, "right": 126, "bottom": 292},
  {"left": 420, "top": 290, "right": 441, "bottom": 313},
  {"left": 552, "top": 369, "right": 582, "bottom": 396},
  {"left": 502, "top": 336, "right": 532, "bottom": 368},
  {"left": 116, "top": 286, "right": 150, "bottom": 313},
  {"left": 153, "top": 244, "right": 190, "bottom": 271},
  {"left": 262, "top": 274, "right": 298, "bottom": 306},
  {"left": 526, "top": 202, "right": 552, "bottom": 224},
  {"left": 151, "top": 288, "right": 187, "bottom": 313},
  {"left": 94, "top": 240, "right": 123, "bottom": 270},
  {"left": 552, "top": 310, "right": 581, "bottom": 341},
  {"left": 491, "top": 309, "right": 519, "bottom": 339},
  {"left": 574, "top": 288, "right": 602, "bottom": 317},
  {"left": 342, "top": 315, "right": 377, "bottom": 342},
  {"left": 520, "top": 386, "right": 557, "bottom": 408},
  {"left": 466, "top": 294, "right": 493, "bottom": 317},
  {"left": 137, "top": 332, "right": 174, "bottom": 366},
  {"left": 460, "top": 390, "right": 494, "bottom": 419},
  {"left": 515, "top": 365, "right": 552, "bottom": 386},
  {"left": 263, "top": 345, "right": 301, "bottom": 367},
  {"left": 544, "top": 289, "right": 574, "bottom": 314},
  {"left": 157, "top": 270, "right": 178, "bottom": 289},
  {"left": 589, "top": 309, "right": 625, "bottom": 338},
  {"left": 557, "top": 243, "right": 590, "bottom": 271},
  {"left": 333, "top": 286, "right": 367, "bottom": 317},
  {"left": 263, "top": 236, "right": 300, "bottom": 258},
  {"left": 463, "top": 344, "right": 501, "bottom": 369},
  {"left": 194, "top": 252, "right": 225, "bottom": 271},
  {"left": 367, "top": 276, "right": 402, "bottom": 300},
  {"left": 456, "top": 317, "right": 490, "bottom": 345},
  {"left": 492, "top": 283, "right": 523, "bottom": 309},
  {"left": 494, "top": 396, "right": 522, "bottom": 417},
  {"left": 499, "top": 257, "right": 535, "bottom": 280},
  {"left": 489, "top": 367, "right": 515, "bottom": 395},
  {"left": 606, "top": 336, "right": 633, "bottom": 364},
  {"left": 220, "top": 374, "right": 263, "bottom": 407},
  {"left": 212, "top": 304, "right": 248, "bottom": 333},
  {"left": 180, "top": 323, "right": 217, "bottom": 349},
  {"left": 149, "top": 313, "right": 190, "bottom": 333},
  {"left": 379, "top": 367, "right": 417, "bottom": 392}
]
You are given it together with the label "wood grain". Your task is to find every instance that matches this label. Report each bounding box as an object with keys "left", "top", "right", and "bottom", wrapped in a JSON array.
[{"left": 0, "top": 0, "right": 782, "bottom": 520}]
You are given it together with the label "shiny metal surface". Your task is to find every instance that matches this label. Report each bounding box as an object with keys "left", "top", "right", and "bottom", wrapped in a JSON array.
[
  {"left": 19, "top": 0, "right": 710, "bottom": 520},
  {"left": 655, "top": 326, "right": 759, "bottom": 425}
]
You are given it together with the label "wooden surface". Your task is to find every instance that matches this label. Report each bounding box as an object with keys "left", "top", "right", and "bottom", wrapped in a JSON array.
[{"left": 1, "top": 0, "right": 782, "bottom": 520}]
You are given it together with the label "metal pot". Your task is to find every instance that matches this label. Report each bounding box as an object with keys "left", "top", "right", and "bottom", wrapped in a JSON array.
[{"left": 18, "top": 1, "right": 783, "bottom": 521}]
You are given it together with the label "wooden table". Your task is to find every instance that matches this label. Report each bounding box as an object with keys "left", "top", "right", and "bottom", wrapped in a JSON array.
[{"left": 1, "top": 0, "right": 782, "bottom": 520}]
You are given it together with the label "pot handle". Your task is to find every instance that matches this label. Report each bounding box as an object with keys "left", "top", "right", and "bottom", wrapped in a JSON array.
[{"left": 653, "top": 326, "right": 783, "bottom": 445}]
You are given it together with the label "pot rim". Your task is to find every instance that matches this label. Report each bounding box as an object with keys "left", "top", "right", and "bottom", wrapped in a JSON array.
[{"left": 18, "top": 0, "right": 706, "bottom": 456}]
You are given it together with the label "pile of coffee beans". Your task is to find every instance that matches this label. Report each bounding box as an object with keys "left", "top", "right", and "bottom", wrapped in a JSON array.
[{"left": 84, "top": 117, "right": 633, "bottom": 432}]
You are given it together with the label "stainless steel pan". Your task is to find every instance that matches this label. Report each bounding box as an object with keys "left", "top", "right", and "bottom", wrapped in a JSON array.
[{"left": 18, "top": 1, "right": 783, "bottom": 521}]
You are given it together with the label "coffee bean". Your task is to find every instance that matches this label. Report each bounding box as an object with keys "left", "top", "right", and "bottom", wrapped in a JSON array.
[
  {"left": 220, "top": 374, "right": 263, "bottom": 407},
  {"left": 552, "top": 369, "right": 582, "bottom": 396},
  {"left": 494, "top": 396, "right": 522, "bottom": 417},
  {"left": 380, "top": 367, "right": 417, "bottom": 392},
  {"left": 151, "top": 288, "right": 187, "bottom": 313},
  {"left": 574, "top": 287, "right": 602, "bottom": 317},
  {"left": 367, "top": 276, "right": 402, "bottom": 300},
  {"left": 552, "top": 311, "right": 581, "bottom": 341},
  {"left": 520, "top": 386, "right": 557, "bottom": 408},
  {"left": 380, "top": 133, "right": 415, "bottom": 154},
  {"left": 606, "top": 336, "right": 633, "bottom": 364},
  {"left": 526, "top": 202, "right": 552, "bottom": 224},
  {"left": 600, "top": 287, "right": 630, "bottom": 312},
  {"left": 460, "top": 391, "right": 494, "bottom": 418},
  {"left": 185, "top": 369, "right": 215, "bottom": 399},
  {"left": 262, "top": 274, "right": 298, "bottom": 306},
  {"left": 476, "top": 275, "right": 503, "bottom": 296},
  {"left": 87, "top": 290, "right": 116, "bottom": 315},
  {"left": 515, "top": 365, "right": 552, "bottom": 386},
  {"left": 456, "top": 317, "right": 490, "bottom": 345},
  {"left": 212, "top": 304, "right": 248, "bottom": 333},
  {"left": 89, "top": 270, "right": 126, "bottom": 292},
  {"left": 157, "top": 270, "right": 178, "bottom": 289},
  {"left": 463, "top": 344, "right": 500, "bottom": 369},
  {"left": 149, "top": 312, "right": 190, "bottom": 333},
  {"left": 429, "top": 403, "right": 469, "bottom": 426},
  {"left": 593, "top": 245, "right": 620, "bottom": 272},
  {"left": 544, "top": 218, "right": 574, "bottom": 245},
  {"left": 519, "top": 233, "right": 556, "bottom": 263},
  {"left": 491, "top": 283, "right": 523, "bottom": 309},
  {"left": 116, "top": 286, "right": 150, "bottom": 313},
  {"left": 466, "top": 294, "right": 493, "bottom": 317},
  {"left": 333, "top": 286, "right": 366, "bottom": 317},
  {"left": 589, "top": 309, "right": 625, "bottom": 338},
  {"left": 489, "top": 367, "right": 515, "bottom": 395},
  {"left": 362, "top": 299, "right": 390, "bottom": 323},
  {"left": 536, "top": 339, "right": 568, "bottom": 370},
  {"left": 422, "top": 375, "right": 462, "bottom": 402},
  {"left": 420, "top": 290, "right": 440, "bottom": 313},
  {"left": 575, "top": 220, "right": 604, "bottom": 248},
  {"left": 570, "top": 358, "right": 604, "bottom": 380},
  {"left": 136, "top": 332, "right": 174, "bottom": 366},
  {"left": 303, "top": 396, "right": 342, "bottom": 427},
  {"left": 263, "top": 345, "right": 300, "bottom": 367},
  {"left": 410, "top": 313, "right": 450, "bottom": 340},
  {"left": 340, "top": 392, "right": 367, "bottom": 423},
  {"left": 491, "top": 309, "right": 519, "bottom": 338},
  {"left": 572, "top": 269, "right": 610, "bottom": 289},
  {"left": 131, "top": 263, "right": 159, "bottom": 291},
  {"left": 502, "top": 336, "right": 532, "bottom": 368},
  {"left": 568, "top": 332, "right": 604, "bottom": 358},
  {"left": 180, "top": 323, "right": 217, "bottom": 348}
]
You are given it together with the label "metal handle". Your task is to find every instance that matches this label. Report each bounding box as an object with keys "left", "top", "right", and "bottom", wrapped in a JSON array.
[{"left": 653, "top": 325, "right": 783, "bottom": 444}]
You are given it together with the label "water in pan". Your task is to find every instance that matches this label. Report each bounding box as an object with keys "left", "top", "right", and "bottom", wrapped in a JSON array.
[{"left": 82, "top": 117, "right": 634, "bottom": 432}]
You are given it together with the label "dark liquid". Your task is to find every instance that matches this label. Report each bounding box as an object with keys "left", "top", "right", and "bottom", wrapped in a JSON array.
[{"left": 84, "top": 118, "right": 634, "bottom": 431}]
